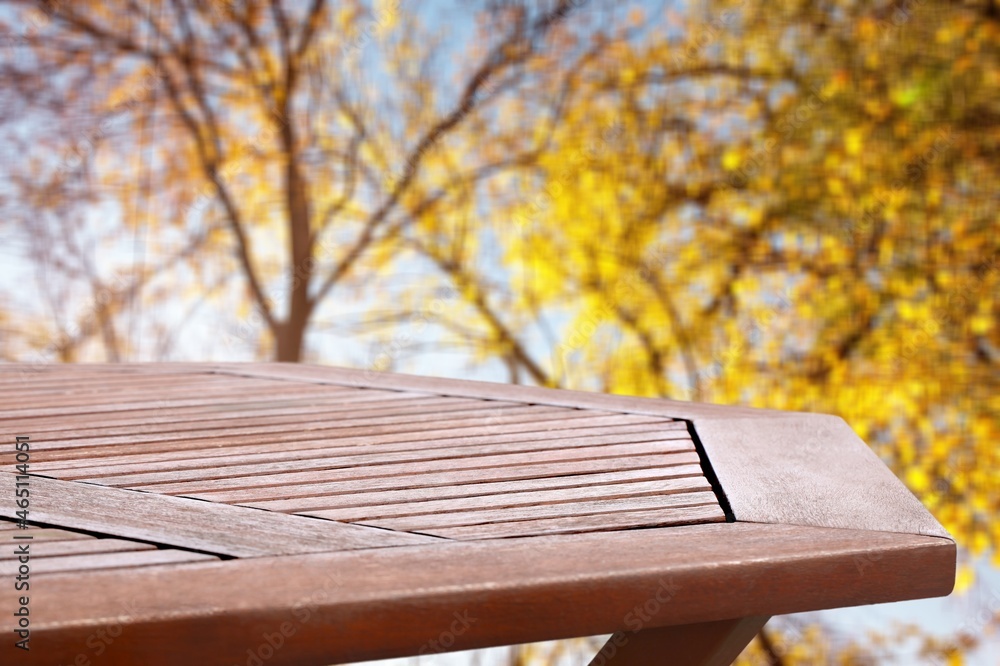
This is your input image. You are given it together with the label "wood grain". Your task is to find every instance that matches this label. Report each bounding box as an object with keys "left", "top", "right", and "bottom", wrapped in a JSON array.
[
  {"left": 0, "top": 537, "right": 155, "bottom": 560},
  {"left": 137, "top": 451, "right": 705, "bottom": 497},
  {"left": 0, "top": 548, "right": 217, "bottom": 576},
  {"left": 0, "top": 474, "right": 435, "bottom": 557},
  {"left": 31, "top": 421, "right": 687, "bottom": 470},
  {"left": 0, "top": 522, "right": 954, "bottom": 666},
  {"left": 203, "top": 363, "right": 951, "bottom": 541},
  {"left": 359, "top": 491, "right": 721, "bottom": 532},
  {"left": 420, "top": 503, "right": 727, "bottom": 539},
  {"left": 253, "top": 466, "right": 706, "bottom": 513},
  {"left": 15, "top": 412, "right": 667, "bottom": 461},
  {"left": 0, "top": 384, "right": 356, "bottom": 420},
  {"left": 0, "top": 363, "right": 955, "bottom": 666},
  {"left": 302, "top": 477, "right": 712, "bottom": 522},
  {"left": 0, "top": 527, "right": 94, "bottom": 543},
  {"left": 30, "top": 403, "right": 573, "bottom": 450},
  {"left": 19, "top": 396, "right": 504, "bottom": 438},
  {"left": 693, "top": 416, "right": 952, "bottom": 539},
  {"left": 2, "top": 389, "right": 435, "bottom": 435},
  {"left": 87, "top": 440, "right": 693, "bottom": 488}
]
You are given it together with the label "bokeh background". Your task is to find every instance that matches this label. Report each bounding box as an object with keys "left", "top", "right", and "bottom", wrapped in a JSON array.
[{"left": 1, "top": 0, "right": 998, "bottom": 663}]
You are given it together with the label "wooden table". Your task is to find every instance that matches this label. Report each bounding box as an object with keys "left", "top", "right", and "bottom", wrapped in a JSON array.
[{"left": 0, "top": 363, "right": 954, "bottom": 665}]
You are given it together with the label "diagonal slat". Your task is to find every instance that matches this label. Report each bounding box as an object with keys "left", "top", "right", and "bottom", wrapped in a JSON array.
[{"left": 0, "top": 474, "right": 435, "bottom": 557}]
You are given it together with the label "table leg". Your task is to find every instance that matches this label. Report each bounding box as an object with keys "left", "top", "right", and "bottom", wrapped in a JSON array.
[{"left": 588, "top": 615, "right": 771, "bottom": 666}]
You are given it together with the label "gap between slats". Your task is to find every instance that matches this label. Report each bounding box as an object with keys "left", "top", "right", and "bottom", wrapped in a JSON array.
[
  {"left": 355, "top": 491, "right": 720, "bottom": 531},
  {"left": 28, "top": 404, "right": 581, "bottom": 450},
  {"left": 243, "top": 466, "right": 706, "bottom": 512},
  {"left": 412, "top": 503, "right": 727, "bottom": 540},
  {"left": 114, "top": 444, "right": 699, "bottom": 494},
  {"left": 70, "top": 436, "right": 695, "bottom": 487},
  {"left": 173, "top": 454, "right": 704, "bottom": 502},
  {"left": 27, "top": 421, "right": 687, "bottom": 470},
  {"left": 302, "top": 476, "right": 712, "bottom": 522}
]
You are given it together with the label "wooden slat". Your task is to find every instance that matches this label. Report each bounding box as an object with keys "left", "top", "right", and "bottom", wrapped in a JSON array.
[
  {"left": 359, "top": 491, "right": 722, "bottom": 531},
  {"left": 0, "top": 376, "right": 290, "bottom": 405},
  {"left": 0, "top": 385, "right": 362, "bottom": 420},
  {"left": 20, "top": 411, "right": 658, "bottom": 457},
  {"left": 82, "top": 439, "right": 694, "bottom": 488},
  {"left": 414, "top": 503, "right": 727, "bottom": 539},
  {"left": 0, "top": 363, "right": 209, "bottom": 378},
  {"left": 0, "top": 377, "right": 304, "bottom": 409},
  {"left": 180, "top": 456, "right": 704, "bottom": 503},
  {"left": 0, "top": 522, "right": 954, "bottom": 666},
  {"left": 0, "top": 527, "right": 95, "bottom": 543},
  {"left": 303, "top": 477, "right": 713, "bottom": 522},
  {"left": 41, "top": 433, "right": 691, "bottom": 482},
  {"left": 0, "top": 538, "right": 155, "bottom": 560},
  {"left": 1, "top": 363, "right": 207, "bottom": 375},
  {"left": 0, "top": 371, "right": 236, "bottom": 392},
  {"left": 255, "top": 466, "right": 706, "bottom": 513},
  {"left": 127, "top": 447, "right": 702, "bottom": 495},
  {"left": 0, "top": 474, "right": 435, "bottom": 557},
  {"left": 0, "top": 389, "right": 435, "bottom": 433},
  {"left": 24, "top": 396, "right": 505, "bottom": 440},
  {"left": 31, "top": 412, "right": 671, "bottom": 467},
  {"left": 0, "top": 548, "right": 217, "bottom": 576},
  {"left": 31, "top": 404, "right": 575, "bottom": 450},
  {"left": 31, "top": 421, "right": 688, "bottom": 471},
  {"left": 22, "top": 417, "right": 680, "bottom": 465}
]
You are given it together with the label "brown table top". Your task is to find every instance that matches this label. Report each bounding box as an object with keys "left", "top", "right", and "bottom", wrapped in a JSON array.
[{"left": 0, "top": 363, "right": 954, "bottom": 665}]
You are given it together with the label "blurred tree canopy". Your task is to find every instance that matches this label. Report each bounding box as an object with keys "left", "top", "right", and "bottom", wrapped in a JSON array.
[{"left": 1, "top": 0, "right": 998, "bottom": 662}]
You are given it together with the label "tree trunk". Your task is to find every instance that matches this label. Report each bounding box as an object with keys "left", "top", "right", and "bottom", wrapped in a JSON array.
[
  {"left": 274, "top": 320, "right": 306, "bottom": 362},
  {"left": 275, "top": 99, "right": 313, "bottom": 363}
]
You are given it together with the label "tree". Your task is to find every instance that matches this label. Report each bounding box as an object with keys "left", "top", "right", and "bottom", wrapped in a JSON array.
[
  {"left": 404, "top": 0, "right": 1000, "bottom": 660},
  {"left": 1, "top": 0, "right": 586, "bottom": 361}
]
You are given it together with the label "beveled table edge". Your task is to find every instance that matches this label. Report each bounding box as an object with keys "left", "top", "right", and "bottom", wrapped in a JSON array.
[{"left": 5, "top": 522, "right": 955, "bottom": 665}]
